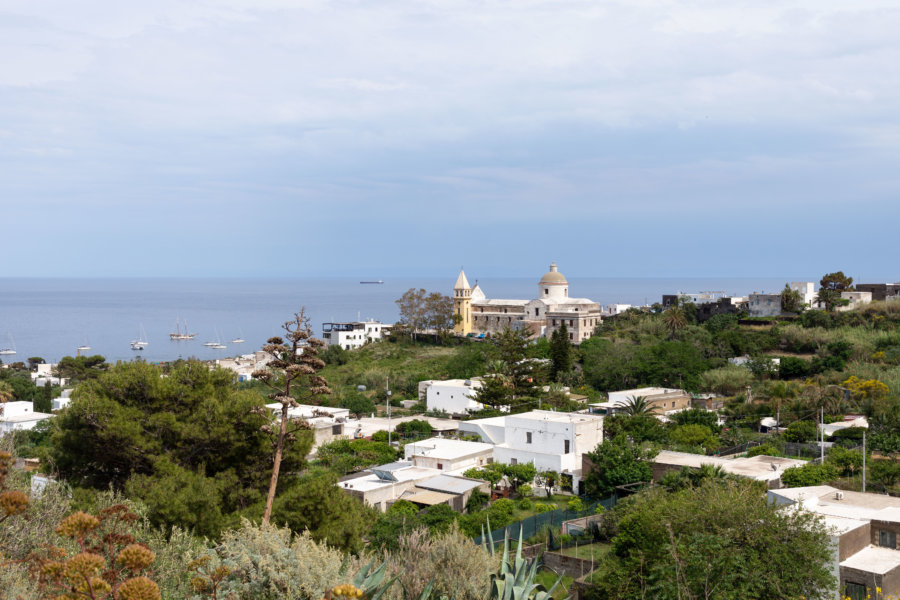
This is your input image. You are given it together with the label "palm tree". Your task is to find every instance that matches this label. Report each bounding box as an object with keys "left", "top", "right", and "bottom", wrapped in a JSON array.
[
  {"left": 765, "top": 380, "right": 798, "bottom": 424},
  {"left": 662, "top": 306, "right": 688, "bottom": 339},
  {"left": 0, "top": 381, "right": 14, "bottom": 404},
  {"left": 620, "top": 395, "right": 660, "bottom": 416}
]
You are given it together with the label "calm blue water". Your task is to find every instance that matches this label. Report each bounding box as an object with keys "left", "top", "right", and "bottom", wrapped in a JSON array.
[{"left": 0, "top": 276, "right": 788, "bottom": 363}]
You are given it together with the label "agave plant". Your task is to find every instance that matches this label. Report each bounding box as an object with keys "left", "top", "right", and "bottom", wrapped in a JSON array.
[
  {"left": 484, "top": 525, "right": 567, "bottom": 600},
  {"left": 345, "top": 559, "right": 438, "bottom": 600}
]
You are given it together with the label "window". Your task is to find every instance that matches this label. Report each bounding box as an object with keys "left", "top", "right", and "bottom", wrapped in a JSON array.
[
  {"left": 437, "top": 463, "right": 443, "bottom": 470},
  {"left": 526, "top": 432, "right": 532, "bottom": 444},
  {"left": 880, "top": 530, "right": 897, "bottom": 548},
  {"left": 844, "top": 583, "right": 867, "bottom": 600},
  {"left": 545, "top": 289, "right": 548, "bottom": 295},
  {"left": 332, "top": 425, "right": 342, "bottom": 435},
  {"left": 564, "top": 440, "right": 571, "bottom": 454},
  {"left": 511, "top": 458, "right": 518, "bottom": 465},
  {"left": 535, "top": 308, "right": 540, "bottom": 316}
]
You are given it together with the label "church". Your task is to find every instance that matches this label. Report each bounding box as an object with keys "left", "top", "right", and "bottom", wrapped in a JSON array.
[{"left": 452, "top": 263, "right": 604, "bottom": 345}]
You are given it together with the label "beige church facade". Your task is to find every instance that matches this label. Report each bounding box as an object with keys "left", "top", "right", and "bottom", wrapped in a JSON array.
[{"left": 453, "top": 263, "right": 603, "bottom": 345}]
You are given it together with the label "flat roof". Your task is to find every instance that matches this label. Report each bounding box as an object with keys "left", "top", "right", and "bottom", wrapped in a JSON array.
[
  {"left": 340, "top": 465, "right": 441, "bottom": 492},
  {"left": 405, "top": 438, "right": 494, "bottom": 460},
  {"left": 352, "top": 416, "right": 460, "bottom": 438},
  {"left": 1, "top": 412, "right": 54, "bottom": 423},
  {"left": 507, "top": 410, "right": 603, "bottom": 424},
  {"left": 417, "top": 475, "right": 484, "bottom": 494},
  {"left": 841, "top": 545, "right": 900, "bottom": 575},
  {"left": 655, "top": 451, "right": 805, "bottom": 481},
  {"left": 402, "top": 490, "right": 457, "bottom": 506}
]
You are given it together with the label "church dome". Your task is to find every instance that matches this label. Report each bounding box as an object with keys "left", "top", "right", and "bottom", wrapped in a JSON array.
[{"left": 539, "top": 262, "right": 568, "bottom": 285}]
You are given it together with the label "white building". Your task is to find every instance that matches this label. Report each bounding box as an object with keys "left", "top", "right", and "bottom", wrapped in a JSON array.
[
  {"left": 590, "top": 387, "right": 692, "bottom": 416},
  {"left": 462, "top": 410, "right": 604, "bottom": 490},
  {"left": 338, "top": 461, "right": 490, "bottom": 512},
  {"left": 791, "top": 281, "right": 817, "bottom": 307},
  {"left": 403, "top": 437, "right": 494, "bottom": 473},
  {"left": 838, "top": 291, "right": 873, "bottom": 312},
  {"left": 265, "top": 402, "right": 351, "bottom": 453},
  {"left": 216, "top": 351, "right": 274, "bottom": 382},
  {"left": 321, "top": 320, "right": 391, "bottom": 350},
  {"left": 769, "top": 486, "right": 900, "bottom": 599},
  {"left": 0, "top": 401, "right": 53, "bottom": 435},
  {"left": 425, "top": 378, "right": 484, "bottom": 415},
  {"left": 52, "top": 389, "right": 73, "bottom": 411}
]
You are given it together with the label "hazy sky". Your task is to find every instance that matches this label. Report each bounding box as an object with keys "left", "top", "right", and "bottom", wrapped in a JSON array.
[{"left": 2, "top": 1, "right": 899, "bottom": 279}]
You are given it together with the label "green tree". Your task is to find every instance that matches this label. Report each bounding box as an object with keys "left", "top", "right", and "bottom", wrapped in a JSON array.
[
  {"left": 424, "top": 291, "right": 459, "bottom": 337},
  {"left": 816, "top": 271, "right": 854, "bottom": 312},
  {"left": 56, "top": 354, "right": 107, "bottom": 382},
  {"left": 537, "top": 470, "right": 560, "bottom": 497},
  {"left": 589, "top": 480, "right": 836, "bottom": 599},
  {"left": 340, "top": 391, "right": 375, "bottom": 419},
  {"left": 317, "top": 438, "right": 399, "bottom": 476},
  {"left": 464, "top": 466, "right": 503, "bottom": 495},
  {"left": 34, "top": 381, "right": 52, "bottom": 413},
  {"left": 253, "top": 309, "right": 331, "bottom": 526},
  {"left": 780, "top": 284, "right": 804, "bottom": 313},
  {"left": 783, "top": 420, "right": 818, "bottom": 443},
  {"left": 549, "top": 323, "right": 572, "bottom": 381},
  {"left": 781, "top": 462, "right": 840, "bottom": 487},
  {"left": 26, "top": 357, "right": 45, "bottom": 371},
  {"left": 125, "top": 457, "right": 228, "bottom": 538},
  {"left": 270, "top": 469, "right": 374, "bottom": 553},
  {"left": 396, "top": 288, "right": 428, "bottom": 341},
  {"left": 603, "top": 414, "right": 669, "bottom": 444},
  {"left": 583, "top": 435, "right": 658, "bottom": 499},
  {"left": 49, "top": 360, "right": 307, "bottom": 533},
  {"left": 670, "top": 424, "right": 719, "bottom": 452}
]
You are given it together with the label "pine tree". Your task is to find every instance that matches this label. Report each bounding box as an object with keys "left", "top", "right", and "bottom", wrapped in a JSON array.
[{"left": 549, "top": 323, "right": 571, "bottom": 381}]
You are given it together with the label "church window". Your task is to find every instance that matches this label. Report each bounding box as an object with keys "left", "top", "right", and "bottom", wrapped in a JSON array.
[
  {"left": 535, "top": 308, "right": 540, "bottom": 316},
  {"left": 545, "top": 289, "right": 549, "bottom": 295}
]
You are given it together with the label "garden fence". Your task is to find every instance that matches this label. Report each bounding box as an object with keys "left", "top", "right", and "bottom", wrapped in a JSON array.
[{"left": 472, "top": 497, "right": 615, "bottom": 547}]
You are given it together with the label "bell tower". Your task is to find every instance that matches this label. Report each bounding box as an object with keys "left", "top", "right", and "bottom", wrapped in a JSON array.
[{"left": 453, "top": 268, "right": 473, "bottom": 335}]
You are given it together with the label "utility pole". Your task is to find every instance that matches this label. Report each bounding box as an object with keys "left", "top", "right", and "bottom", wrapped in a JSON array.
[
  {"left": 863, "top": 429, "right": 867, "bottom": 493},
  {"left": 386, "top": 377, "right": 392, "bottom": 446},
  {"left": 820, "top": 407, "right": 825, "bottom": 463}
]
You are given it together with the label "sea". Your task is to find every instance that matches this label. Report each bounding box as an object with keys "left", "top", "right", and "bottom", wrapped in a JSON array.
[{"left": 0, "top": 276, "right": 789, "bottom": 364}]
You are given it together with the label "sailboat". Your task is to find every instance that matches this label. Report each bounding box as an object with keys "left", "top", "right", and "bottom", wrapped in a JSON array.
[
  {"left": 0, "top": 332, "right": 15, "bottom": 355},
  {"left": 131, "top": 324, "right": 149, "bottom": 350},
  {"left": 211, "top": 328, "right": 227, "bottom": 350},
  {"left": 77, "top": 335, "right": 91, "bottom": 353},
  {"left": 232, "top": 327, "right": 245, "bottom": 344},
  {"left": 169, "top": 318, "right": 196, "bottom": 340}
]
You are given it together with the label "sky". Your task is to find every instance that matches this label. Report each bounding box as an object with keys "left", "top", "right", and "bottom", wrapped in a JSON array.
[{"left": 1, "top": 1, "right": 899, "bottom": 279}]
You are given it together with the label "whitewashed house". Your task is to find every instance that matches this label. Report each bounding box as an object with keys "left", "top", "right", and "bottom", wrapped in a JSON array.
[
  {"left": 403, "top": 437, "right": 494, "bottom": 473},
  {"left": 0, "top": 401, "right": 53, "bottom": 435},
  {"left": 321, "top": 320, "right": 391, "bottom": 350},
  {"left": 425, "top": 378, "right": 485, "bottom": 415},
  {"left": 461, "top": 410, "right": 604, "bottom": 491}
]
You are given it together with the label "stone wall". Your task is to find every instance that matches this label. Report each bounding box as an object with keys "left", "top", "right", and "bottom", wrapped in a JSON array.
[{"left": 542, "top": 551, "right": 597, "bottom": 580}]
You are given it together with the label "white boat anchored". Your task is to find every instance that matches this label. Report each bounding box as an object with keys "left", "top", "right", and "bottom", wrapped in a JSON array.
[
  {"left": 232, "top": 327, "right": 245, "bottom": 344},
  {"left": 77, "top": 335, "right": 91, "bottom": 353},
  {"left": 131, "top": 324, "right": 149, "bottom": 348},
  {"left": 0, "top": 332, "right": 17, "bottom": 355},
  {"left": 209, "top": 327, "right": 227, "bottom": 350}
]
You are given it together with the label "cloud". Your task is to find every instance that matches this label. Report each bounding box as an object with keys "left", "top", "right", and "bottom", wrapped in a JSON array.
[{"left": 1, "top": 1, "right": 900, "bottom": 275}]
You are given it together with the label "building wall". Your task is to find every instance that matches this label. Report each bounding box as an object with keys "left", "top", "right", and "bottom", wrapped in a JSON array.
[
  {"left": 426, "top": 381, "right": 483, "bottom": 415},
  {"left": 748, "top": 293, "right": 782, "bottom": 317},
  {"left": 405, "top": 451, "right": 493, "bottom": 472}
]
